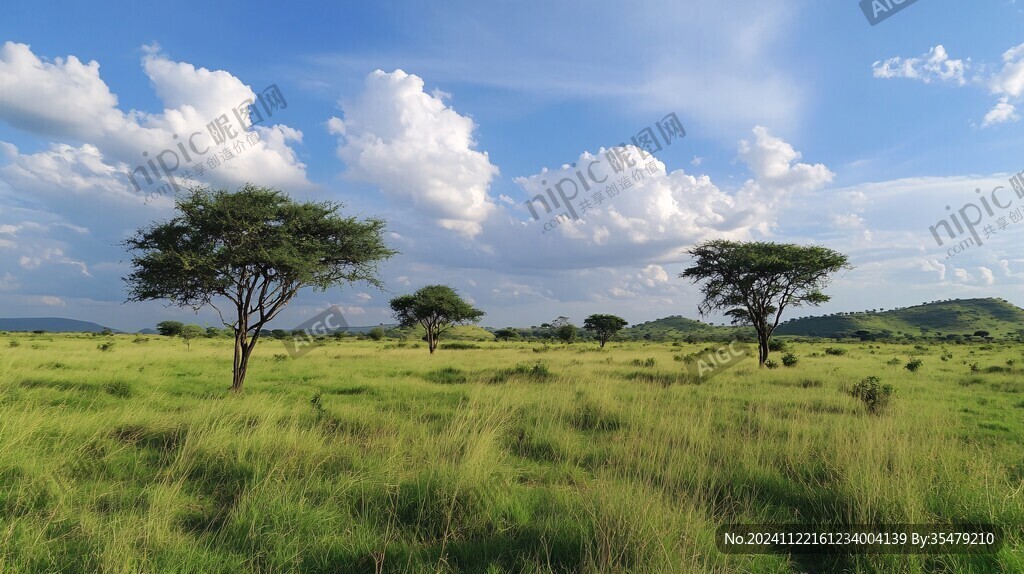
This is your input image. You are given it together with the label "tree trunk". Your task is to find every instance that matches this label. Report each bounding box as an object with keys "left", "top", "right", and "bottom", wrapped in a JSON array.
[{"left": 599, "top": 339, "right": 606, "bottom": 348}]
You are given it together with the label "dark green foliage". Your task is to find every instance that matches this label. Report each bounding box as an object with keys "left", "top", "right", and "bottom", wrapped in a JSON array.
[
  {"left": 490, "top": 363, "right": 552, "bottom": 383},
  {"left": 850, "top": 376, "right": 895, "bottom": 414},
  {"left": 390, "top": 285, "right": 484, "bottom": 354},
  {"left": 824, "top": 347, "right": 846, "bottom": 356},
  {"left": 583, "top": 314, "right": 628, "bottom": 347},
  {"left": 367, "top": 327, "right": 386, "bottom": 341},
  {"left": 124, "top": 185, "right": 395, "bottom": 391},
  {"left": 781, "top": 352, "right": 799, "bottom": 367},
  {"left": 904, "top": 358, "right": 923, "bottom": 372},
  {"left": 493, "top": 328, "right": 519, "bottom": 341},
  {"left": 681, "top": 240, "right": 850, "bottom": 365},
  {"left": 156, "top": 321, "right": 185, "bottom": 337},
  {"left": 424, "top": 367, "right": 468, "bottom": 384}
]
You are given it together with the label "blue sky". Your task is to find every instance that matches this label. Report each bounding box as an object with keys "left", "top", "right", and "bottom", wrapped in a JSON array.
[{"left": 0, "top": 0, "right": 1023, "bottom": 332}]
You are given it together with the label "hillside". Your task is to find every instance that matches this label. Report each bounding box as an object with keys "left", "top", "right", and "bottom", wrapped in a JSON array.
[
  {"left": 0, "top": 317, "right": 119, "bottom": 333},
  {"left": 776, "top": 297, "right": 1024, "bottom": 339}
]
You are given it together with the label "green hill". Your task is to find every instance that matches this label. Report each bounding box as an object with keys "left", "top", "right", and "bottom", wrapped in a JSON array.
[
  {"left": 619, "top": 316, "right": 752, "bottom": 341},
  {"left": 776, "top": 297, "right": 1024, "bottom": 339}
]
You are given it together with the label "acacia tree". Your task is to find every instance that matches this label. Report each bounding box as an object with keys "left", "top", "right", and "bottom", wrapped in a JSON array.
[
  {"left": 390, "top": 285, "right": 484, "bottom": 353},
  {"left": 124, "top": 185, "right": 395, "bottom": 392},
  {"left": 681, "top": 240, "right": 850, "bottom": 366},
  {"left": 583, "top": 314, "right": 628, "bottom": 348},
  {"left": 179, "top": 324, "right": 205, "bottom": 350},
  {"left": 493, "top": 328, "right": 519, "bottom": 341}
]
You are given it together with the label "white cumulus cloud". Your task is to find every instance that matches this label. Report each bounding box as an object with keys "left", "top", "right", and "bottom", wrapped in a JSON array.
[{"left": 329, "top": 69, "right": 499, "bottom": 237}]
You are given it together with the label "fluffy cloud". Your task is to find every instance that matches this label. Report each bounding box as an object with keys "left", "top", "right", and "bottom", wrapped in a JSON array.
[
  {"left": 0, "top": 41, "right": 309, "bottom": 198},
  {"left": 329, "top": 69, "right": 499, "bottom": 237},
  {"left": 871, "top": 45, "right": 968, "bottom": 85},
  {"left": 990, "top": 43, "right": 1024, "bottom": 97},
  {"left": 871, "top": 42, "right": 1024, "bottom": 127},
  {"left": 982, "top": 97, "right": 1018, "bottom": 127}
]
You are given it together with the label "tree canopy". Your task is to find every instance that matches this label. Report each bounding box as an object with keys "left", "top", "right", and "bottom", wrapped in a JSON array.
[
  {"left": 124, "top": 185, "right": 396, "bottom": 390},
  {"left": 681, "top": 240, "right": 850, "bottom": 365},
  {"left": 390, "top": 285, "right": 484, "bottom": 353},
  {"left": 583, "top": 314, "right": 628, "bottom": 348}
]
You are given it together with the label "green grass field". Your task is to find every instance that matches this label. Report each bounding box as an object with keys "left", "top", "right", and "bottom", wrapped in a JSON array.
[{"left": 0, "top": 333, "right": 1022, "bottom": 573}]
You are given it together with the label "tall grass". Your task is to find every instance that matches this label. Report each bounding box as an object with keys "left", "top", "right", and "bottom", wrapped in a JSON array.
[{"left": 0, "top": 332, "right": 1020, "bottom": 572}]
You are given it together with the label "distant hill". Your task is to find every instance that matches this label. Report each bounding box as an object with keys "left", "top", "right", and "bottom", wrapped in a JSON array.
[
  {"left": 618, "top": 316, "right": 755, "bottom": 341},
  {"left": 0, "top": 317, "right": 119, "bottom": 333},
  {"left": 776, "top": 298, "right": 1024, "bottom": 339}
]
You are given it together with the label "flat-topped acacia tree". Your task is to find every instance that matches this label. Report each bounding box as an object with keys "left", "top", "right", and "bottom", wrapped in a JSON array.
[
  {"left": 681, "top": 240, "right": 851, "bottom": 366},
  {"left": 390, "top": 285, "right": 484, "bottom": 353},
  {"left": 124, "top": 185, "right": 396, "bottom": 392}
]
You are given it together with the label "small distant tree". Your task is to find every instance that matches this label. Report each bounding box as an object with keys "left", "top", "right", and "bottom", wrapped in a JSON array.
[
  {"left": 368, "top": 327, "right": 386, "bottom": 341},
  {"left": 124, "top": 185, "right": 396, "bottom": 392},
  {"left": 681, "top": 240, "right": 850, "bottom": 366},
  {"left": 555, "top": 324, "right": 577, "bottom": 343},
  {"left": 973, "top": 330, "right": 990, "bottom": 338},
  {"left": 583, "top": 314, "right": 628, "bottom": 348},
  {"left": 390, "top": 285, "right": 484, "bottom": 354},
  {"left": 156, "top": 320, "right": 185, "bottom": 337},
  {"left": 180, "top": 324, "right": 205, "bottom": 350},
  {"left": 494, "top": 328, "right": 519, "bottom": 341}
]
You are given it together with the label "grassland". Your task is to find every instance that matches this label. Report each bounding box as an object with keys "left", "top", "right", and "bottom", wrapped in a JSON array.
[{"left": 0, "top": 333, "right": 1022, "bottom": 573}]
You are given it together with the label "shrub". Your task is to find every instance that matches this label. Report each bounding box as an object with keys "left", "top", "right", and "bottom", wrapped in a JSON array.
[
  {"left": 630, "top": 358, "right": 656, "bottom": 368},
  {"left": 970, "top": 362, "right": 980, "bottom": 373},
  {"left": 97, "top": 341, "right": 115, "bottom": 352},
  {"left": 368, "top": 327, "right": 386, "bottom": 341},
  {"left": 104, "top": 380, "right": 133, "bottom": 398},
  {"left": 886, "top": 357, "right": 901, "bottom": 366},
  {"left": 764, "top": 360, "right": 779, "bottom": 369},
  {"left": 768, "top": 339, "right": 787, "bottom": 352},
  {"left": 850, "top": 376, "right": 894, "bottom": 414},
  {"left": 781, "top": 352, "right": 799, "bottom": 367},
  {"left": 904, "top": 358, "right": 923, "bottom": 372},
  {"left": 440, "top": 342, "right": 481, "bottom": 350},
  {"left": 8, "top": 340, "right": 19, "bottom": 348},
  {"left": 423, "top": 367, "right": 468, "bottom": 384},
  {"left": 824, "top": 347, "right": 846, "bottom": 356},
  {"left": 491, "top": 363, "right": 552, "bottom": 384}
]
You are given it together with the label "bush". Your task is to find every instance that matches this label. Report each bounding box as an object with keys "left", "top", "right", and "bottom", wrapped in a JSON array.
[
  {"left": 441, "top": 342, "right": 481, "bottom": 350},
  {"left": 781, "top": 352, "right": 799, "bottom": 367},
  {"left": 824, "top": 347, "right": 846, "bottom": 356},
  {"left": 8, "top": 340, "right": 19, "bottom": 348},
  {"left": 491, "top": 363, "right": 552, "bottom": 384},
  {"left": 764, "top": 360, "right": 779, "bottom": 369},
  {"left": 850, "top": 375, "right": 894, "bottom": 414},
  {"left": 630, "top": 358, "right": 656, "bottom": 368},
  {"left": 104, "top": 380, "right": 133, "bottom": 398},
  {"left": 886, "top": 357, "right": 901, "bottom": 366},
  {"left": 904, "top": 358, "right": 923, "bottom": 372},
  {"left": 423, "top": 367, "right": 468, "bottom": 384},
  {"left": 368, "top": 327, "right": 386, "bottom": 341},
  {"left": 768, "top": 339, "right": 787, "bottom": 352},
  {"left": 97, "top": 341, "right": 115, "bottom": 352}
]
